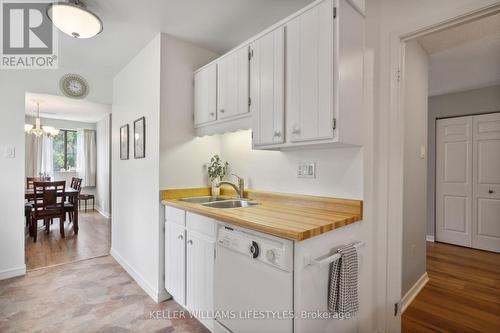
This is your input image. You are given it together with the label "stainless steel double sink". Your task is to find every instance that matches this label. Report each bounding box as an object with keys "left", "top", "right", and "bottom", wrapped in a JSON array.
[{"left": 179, "top": 196, "right": 258, "bottom": 209}]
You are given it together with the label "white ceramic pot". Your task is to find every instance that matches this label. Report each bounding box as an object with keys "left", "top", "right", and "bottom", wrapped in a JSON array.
[{"left": 211, "top": 179, "right": 220, "bottom": 196}]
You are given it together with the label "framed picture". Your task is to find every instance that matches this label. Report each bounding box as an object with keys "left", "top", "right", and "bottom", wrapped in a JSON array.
[
  {"left": 134, "top": 116, "right": 146, "bottom": 159},
  {"left": 120, "top": 124, "right": 129, "bottom": 160}
]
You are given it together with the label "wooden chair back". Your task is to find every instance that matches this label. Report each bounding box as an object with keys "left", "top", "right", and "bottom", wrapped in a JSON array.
[
  {"left": 72, "top": 178, "right": 83, "bottom": 192},
  {"left": 32, "top": 181, "right": 66, "bottom": 217},
  {"left": 27, "top": 177, "right": 52, "bottom": 189}
]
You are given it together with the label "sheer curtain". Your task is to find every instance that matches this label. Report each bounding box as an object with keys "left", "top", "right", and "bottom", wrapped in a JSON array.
[
  {"left": 25, "top": 134, "right": 53, "bottom": 177},
  {"left": 77, "top": 129, "right": 97, "bottom": 187}
]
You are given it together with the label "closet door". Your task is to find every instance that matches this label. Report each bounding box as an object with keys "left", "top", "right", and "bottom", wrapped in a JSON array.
[
  {"left": 472, "top": 113, "right": 500, "bottom": 253},
  {"left": 436, "top": 116, "right": 473, "bottom": 247}
]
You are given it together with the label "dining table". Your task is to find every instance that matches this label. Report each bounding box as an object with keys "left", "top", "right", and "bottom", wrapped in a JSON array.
[{"left": 25, "top": 187, "right": 80, "bottom": 234}]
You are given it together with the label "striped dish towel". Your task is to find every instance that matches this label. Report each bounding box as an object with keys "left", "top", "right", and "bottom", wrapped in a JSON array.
[{"left": 328, "top": 244, "right": 359, "bottom": 318}]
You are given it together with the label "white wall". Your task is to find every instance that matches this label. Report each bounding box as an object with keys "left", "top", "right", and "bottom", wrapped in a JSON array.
[
  {"left": 96, "top": 114, "right": 111, "bottom": 216},
  {"left": 429, "top": 34, "right": 500, "bottom": 96},
  {"left": 24, "top": 116, "right": 96, "bottom": 130},
  {"left": 111, "top": 35, "right": 162, "bottom": 301},
  {"left": 159, "top": 34, "right": 220, "bottom": 189},
  {"left": 112, "top": 33, "right": 219, "bottom": 301},
  {"left": 402, "top": 40, "right": 428, "bottom": 295},
  {"left": 218, "top": 130, "right": 363, "bottom": 199},
  {"left": 0, "top": 69, "right": 112, "bottom": 280}
]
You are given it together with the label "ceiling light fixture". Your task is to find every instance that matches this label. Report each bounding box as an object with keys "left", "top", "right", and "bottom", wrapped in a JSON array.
[
  {"left": 25, "top": 101, "right": 60, "bottom": 138},
  {"left": 47, "top": 0, "right": 103, "bottom": 39}
]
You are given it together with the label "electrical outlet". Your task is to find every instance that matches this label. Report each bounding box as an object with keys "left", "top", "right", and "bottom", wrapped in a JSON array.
[{"left": 297, "top": 162, "right": 316, "bottom": 178}]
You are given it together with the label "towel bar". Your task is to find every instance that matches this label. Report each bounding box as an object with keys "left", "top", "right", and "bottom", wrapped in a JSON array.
[{"left": 303, "top": 241, "right": 365, "bottom": 268}]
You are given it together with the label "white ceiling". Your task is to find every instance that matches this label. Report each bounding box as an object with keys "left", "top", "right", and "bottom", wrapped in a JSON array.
[
  {"left": 25, "top": 92, "right": 111, "bottom": 123},
  {"left": 56, "top": 0, "right": 314, "bottom": 77},
  {"left": 417, "top": 12, "right": 500, "bottom": 96},
  {"left": 418, "top": 12, "right": 500, "bottom": 55}
]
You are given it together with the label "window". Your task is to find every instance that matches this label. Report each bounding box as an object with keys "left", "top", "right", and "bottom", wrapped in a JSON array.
[{"left": 53, "top": 130, "right": 77, "bottom": 171}]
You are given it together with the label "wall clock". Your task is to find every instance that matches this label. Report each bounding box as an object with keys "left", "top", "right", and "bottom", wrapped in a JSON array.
[{"left": 60, "top": 74, "right": 89, "bottom": 99}]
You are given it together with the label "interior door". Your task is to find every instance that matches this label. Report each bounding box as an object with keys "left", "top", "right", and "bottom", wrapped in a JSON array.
[
  {"left": 194, "top": 64, "right": 217, "bottom": 126},
  {"left": 472, "top": 113, "right": 500, "bottom": 253},
  {"left": 436, "top": 116, "right": 473, "bottom": 247},
  {"left": 217, "top": 46, "right": 249, "bottom": 120},
  {"left": 165, "top": 222, "right": 186, "bottom": 306},
  {"left": 250, "top": 27, "right": 285, "bottom": 146},
  {"left": 286, "top": 0, "right": 334, "bottom": 142}
]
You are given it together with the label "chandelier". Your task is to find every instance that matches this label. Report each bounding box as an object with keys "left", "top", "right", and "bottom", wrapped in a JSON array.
[{"left": 25, "top": 102, "right": 60, "bottom": 138}]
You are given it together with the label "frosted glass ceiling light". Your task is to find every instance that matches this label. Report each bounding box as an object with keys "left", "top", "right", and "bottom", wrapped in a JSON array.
[{"left": 47, "top": 0, "right": 103, "bottom": 39}]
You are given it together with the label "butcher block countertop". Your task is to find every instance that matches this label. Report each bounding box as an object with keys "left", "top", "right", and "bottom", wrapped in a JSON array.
[{"left": 161, "top": 187, "right": 363, "bottom": 241}]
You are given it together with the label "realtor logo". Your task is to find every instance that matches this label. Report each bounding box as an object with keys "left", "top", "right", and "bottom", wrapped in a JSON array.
[{"left": 1, "top": 0, "right": 58, "bottom": 69}]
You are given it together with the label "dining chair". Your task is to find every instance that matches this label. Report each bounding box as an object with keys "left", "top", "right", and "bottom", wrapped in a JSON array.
[
  {"left": 31, "top": 181, "right": 66, "bottom": 242},
  {"left": 27, "top": 177, "right": 52, "bottom": 189},
  {"left": 66, "top": 178, "right": 82, "bottom": 223}
]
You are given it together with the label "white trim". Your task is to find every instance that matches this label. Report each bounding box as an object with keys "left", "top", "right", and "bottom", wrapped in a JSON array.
[
  {"left": 95, "top": 205, "right": 111, "bottom": 219},
  {"left": 0, "top": 265, "right": 26, "bottom": 280},
  {"left": 110, "top": 248, "right": 168, "bottom": 303},
  {"left": 401, "top": 272, "right": 429, "bottom": 314},
  {"left": 426, "top": 235, "right": 435, "bottom": 242}
]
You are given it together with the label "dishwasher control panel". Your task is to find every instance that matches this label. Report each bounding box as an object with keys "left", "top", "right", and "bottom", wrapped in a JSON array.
[{"left": 217, "top": 225, "right": 293, "bottom": 271}]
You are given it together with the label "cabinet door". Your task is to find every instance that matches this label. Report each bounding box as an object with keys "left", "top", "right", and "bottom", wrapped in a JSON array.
[
  {"left": 186, "top": 231, "right": 215, "bottom": 330},
  {"left": 194, "top": 63, "right": 217, "bottom": 126},
  {"left": 165, "top": 222, "right": 186, "bottom": 306},
  {"left": 217, "top": 46, "right": 250, "bottom": 120},
  {"left": 286, "top": 0, "right": 334, "bottom": 142},
  {"left": 250, "top": 27, "right": 285, "bottom": 146}
]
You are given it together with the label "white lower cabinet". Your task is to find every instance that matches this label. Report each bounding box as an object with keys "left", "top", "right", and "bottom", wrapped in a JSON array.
[
  {"left": 186, "top": 230, "right": 215, "bottom": 331},
  {"left": 164, "top": 209, "right": 215, "bottom": 332},
  {"left": 164, "top": 221, "right": 186, "bottom": 306}
]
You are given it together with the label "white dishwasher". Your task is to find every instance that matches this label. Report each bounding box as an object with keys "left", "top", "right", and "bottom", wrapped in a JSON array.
[{"left": 214, "top": 224, "right": 294, "bottom": 333}]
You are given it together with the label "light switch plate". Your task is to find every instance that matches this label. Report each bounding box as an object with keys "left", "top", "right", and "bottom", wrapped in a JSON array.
[
  {"left": 297, "top": 162, "right": 316, "bottom": 178},
  {"left": 4, "top": 146, "right": 15, "bottom": 158}
]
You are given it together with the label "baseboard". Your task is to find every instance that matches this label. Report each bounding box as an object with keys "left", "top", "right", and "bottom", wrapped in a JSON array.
[
  {"left": 110, "top": 248, "right": 165, "bottom": 303},
  {"left": 95, "top": 206, "right": 111, "bottom": 219},
  {"left": 0, "top": 265, "right": 26, "bottom": 280},
  {"left": 401, "top": 272, "right": 429, "bottom": 313},
  {"left": 426, "top": 235, "right": 435, "bottom": 242}
]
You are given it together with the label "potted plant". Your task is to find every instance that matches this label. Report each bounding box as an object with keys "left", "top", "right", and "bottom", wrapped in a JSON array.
[{"left": 207, "top": 154, "right": 229, "bottom": 196}]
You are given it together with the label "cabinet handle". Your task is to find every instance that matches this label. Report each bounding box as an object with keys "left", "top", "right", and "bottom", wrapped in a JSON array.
[
  {"left": 489, "top": 189, "right": 495, "bottom": 194},
  {"left": 178, "top": 234, "right": 183, "bottom": 240},
  {"left": 273, "top": 131, "right": 281, "bottom": 137},
  {"left": 210, "top": 112, "right": 214, "bottom": 116},
  {"left": 220, "top": 109, "right": 225, "bottom": 113},
  {"left": 187, "top": 239, "right": 193, "bottom": 245},
  {"left": 292, "top": 125, "right": 300, "bottom": 134}
]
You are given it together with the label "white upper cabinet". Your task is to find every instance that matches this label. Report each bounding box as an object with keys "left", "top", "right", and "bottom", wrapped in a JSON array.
[
  {"left": 250, "top": 27, "right": 285, "bottom": 147},
  {"left": 286, "top": 0, "right": 334, "bottom": 143},
  {"left": 194, "top": 63, "right": 217, "bottom": 126},
  {"left": 193, "top": 0, "right": 364, "bottom": 146},
  {"left": 217, "top": 46, "right": 250, "bottom": 120}
]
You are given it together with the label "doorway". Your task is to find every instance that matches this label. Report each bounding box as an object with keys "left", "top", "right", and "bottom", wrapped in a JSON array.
[
  {"left": 395, "top": 6, "right": 500, "bottom": 332},
  {"left": 24, "top": 92, "right": 112, "bottom": 270}
]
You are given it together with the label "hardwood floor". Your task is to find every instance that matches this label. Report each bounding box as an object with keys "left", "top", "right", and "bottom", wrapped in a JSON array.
[
  {"left": 402, "top": 241, "right": 500, "bottom": 332},
  {"left": 25, "top": 211, "right": 111, "bottom": 270}
]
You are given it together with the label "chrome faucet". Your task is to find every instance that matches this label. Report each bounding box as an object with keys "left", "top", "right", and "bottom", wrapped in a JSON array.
[{"left": 219, "top": 174, "right": 245, "bottom": 198}]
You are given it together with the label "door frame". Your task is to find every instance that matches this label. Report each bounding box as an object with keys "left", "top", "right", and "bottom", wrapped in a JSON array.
[{"left": 384, "top": 2, "right": 500, "bottom": 331}]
